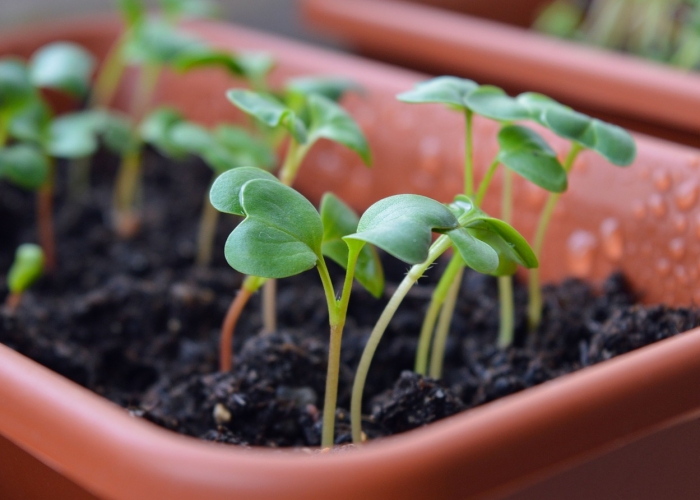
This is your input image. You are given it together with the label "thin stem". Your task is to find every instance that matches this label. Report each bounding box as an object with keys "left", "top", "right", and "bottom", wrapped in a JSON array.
[
  {"left": 498, "top": 276, "right": 515, "bottom": 347},
  {"left": 195, "top": 189, "right": 220, "bottom": 267},
  {"left": 464, "top": 109, "right": 474, "bottom": 197},
  {"left": 5, "top": 292, "right": 21, "bottom": 313},
  {"left": 527, "top": 143, "right": 583, "bottom": 331},
  {"left": 261, "top": 279, "right": 277, "bottom": 333},
  {"left": 278, "top": 140, "right": 309, "bottom": 187},
  {"left": 318, "top": 249, "right": 360, "bottom": 448},
  {"left": 219, "top": 275, "right": 265, "bottom": 372},
  {"left": 415, "top": 252, "right": 465, "bottom": 375},
  {"left": 67, "top": 157, "right": 92, "bottom": 202},
  {"left": 129, "top": 64, "right": 161, "bottom": 121},
  {"left": 429, "top": 265, "right": 464, "bottom": 379},
  {"left": 475, "top": 158, "right": 501, "bottom": 206},
  {"left": 0, "top": 112, "right": 8, "bottom": 146},
  {"left": 351, "top": 234, "right": 453, "bottom": 443},
  {"left": 113, "top": 147, "right": 143, "bottom": 238},
  {"left": 37, "top": 158, "right": 56, "bottom": 273},
  {"left": 90, "top": 35, "right": 127, "bottom": 109},
  {"left": 498, "top": 168, "right": 515, "bottom": 347}
]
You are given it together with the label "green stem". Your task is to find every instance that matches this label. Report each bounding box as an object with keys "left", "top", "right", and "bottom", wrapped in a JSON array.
[
  {"left": 0, "top": 112, "right": 8, "bottom": 146},
  {"left": 195, "top": 187, "right": 220, "bottom": 267},
  {"left": 498, "top": 168, "right": 516, "bottom": 347},
  {"left": 278, "top": 140, "right": 310, "bottom": 187},
  {"left": 474, "top": 158, "right": 501, "bottom": 206},
  {"left": 414, "top": 252, "right": 465, "bottom": 375},
  {"left": 130, "top": 64, "right": 161, "bottom": 120},
  {"left": 527, "top": 142, "right": 583, "bottom": 331},
  {"left": 429, "top": 264, "right": 464, "bottom": 379},
  {"left": 113, "top": 146, "right": 143, "bottom": 238},
  {"left": 351, "top": 234, "right": 453, "bottom": 443},
  {"left": 464, "top": 109, "right": 474, "bottom": 197},
  {"left": 319, "top": 248, "right": 360, "bottom": 448},
  {"left": 91, "top": 35, "right": 127, "bottom": 109}
]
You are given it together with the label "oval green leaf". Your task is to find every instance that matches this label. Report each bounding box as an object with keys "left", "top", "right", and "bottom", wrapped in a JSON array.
[
  {"left": 29, "top": 42, "right": 96, "bottom": 98},
  {"left": 47, "top": 111, "right": 102, "bottom": 159},
  {"left": 226, "top": 89, "right": 307, "bottom": 144},
  {"left": 466, "top": 217, "right": 538, "bottom": 269},
  {"left": 286, "top": 76, "right": 361, "bottom": 103},
  {"left": 345, "top": 195, "right": 459, "bottom": 265},
  {"left": 542, "top": 106, "right": 596, "bottom": 149},
  {"left": 0, "top": 59, "right": 34, "bottom": 110},
  {"left": 0, "top": 144, "right": 49, "bottom": 190},
  {"left": 497, "top": 125, "right": 567, "bottom": 193},
  {"left": 591, "top": 119, "right": 636, "bottom": 166},
  {"left": 140, "top": 107, "right": 186, "bottom": 158},
  {"left": 397, "top": 76, "right": 477, "bottom": 109},
  {"left": 7, "top": 243, "right": 44, "bottom": 294},
  {"left": 465, "top": 85, "right": 530, "bottom": 121},
  {"left": 306, "top": 94, "right": 372, "bottom": 166},
  {"left": 8, "top": 99, "right": 50, "bottom": 144},
  {"left": 446, "top": 227, "right": 499, "bottom": 274},
  {"left": 224, "top": 179, "right": 323, "bottom": 278},
  {"left": 209, "top": 166, "right": 278, "bottom": 215},
  {"left": 320, "top": 193, "right": 384, "bottom": 298}
]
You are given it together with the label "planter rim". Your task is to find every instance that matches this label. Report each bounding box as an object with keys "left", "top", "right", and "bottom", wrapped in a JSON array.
[
  {"left": 1, "top": 15, "right": 700, "bottom": 500},
  {"left": 302, "top": 0, "right": 700, "bottom": 137}
]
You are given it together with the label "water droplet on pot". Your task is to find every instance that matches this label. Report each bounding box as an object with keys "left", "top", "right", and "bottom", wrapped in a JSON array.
[
  {"left": 674, "top": 180, "right": 699, "bottom": 211},
  {"left": 656, "top": 258, "right": 671, "bottom": 277},
  {"left": 653, "top": 170, "right": 672, "bottom": 192},
  {"left": 566, "top": 230, "right": 597, "bottom": 278},
  {"left": 632, "top": 201, "right": 646, "bottom": 220},
  {"left": 674, "top": 266, "right": 689, "bottom": 284},
  {"left": 648, "top": 194, "right": 667, "bottom": 217},
  {"left": 419, "top": 136, "right": 441, "bottom": 174},
  {"left": 669, "top": 238, "right": 686, "bottom": 260},
  {"left": 600, "top": 218, "right": 623, "bottom": 261},
  {"left": 672, "top": 214, "right": 688, "bottom": 233}
]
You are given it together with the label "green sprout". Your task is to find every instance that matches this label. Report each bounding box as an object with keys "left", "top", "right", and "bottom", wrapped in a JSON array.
[
  {"left": 4, "top": 243, "right": 44, "bottom": 312},
  {"left": 0, "top": 43, "right": 97, "bottom": 272},
  {"left": 397, "top": 77, "right": 559, "bottom": 373},
  {"left": 216, "top": 86, "right": 371, "bottom": 368},
  {"left": 210, "top": 167, "right": 383, "bottom": 447},
  {"left": 347, "top": 194, "right": 536, "bottom": 443},
  {"left": 514, "top": 92, "right": 636, "bottom": 331}
]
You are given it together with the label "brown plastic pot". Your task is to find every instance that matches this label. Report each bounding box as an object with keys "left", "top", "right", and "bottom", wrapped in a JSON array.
[
  {"left": 302, "top": 0, "right": 700, "bottom": 147},
  {"left": 2, "top": 15, "right": 700, "bottom": 500}
]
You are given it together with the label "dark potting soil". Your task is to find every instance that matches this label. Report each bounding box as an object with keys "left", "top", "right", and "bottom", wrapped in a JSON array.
[{"left": 1, "top": 150, "right": 699, "bottom": 448}]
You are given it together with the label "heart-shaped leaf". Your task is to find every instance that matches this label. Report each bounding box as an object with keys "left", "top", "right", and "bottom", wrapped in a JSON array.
[
  {"left": 345, "top": 195, "right": 459, "bottom": 264},
  {"left": 29, "top": 42, "right": 96, "bottom": 98},
  {"left": 0, "top": 144, "right": 49, "bottom": 190},
  {"left": 7, "top": 243, "right": 44, "bottom": 294},
  {"left": 140, "top": 107, "right": 187, "bottom": 157},
  {"left": 97, "top": 110, "right": 138, "bottom": 155},
  {"left": 397, "top": 76, "right": 477, "bottom": 109},
  {"left": 227, "top": 89, "right": 307, "bottom": 144},
  {"left": 47, "top": 111, "right": 104, "bottom": 158},
  {"left": 320, "top": 193, "right": 384, "bottom": 298},
  {"left": 466, "top": 217, "right": 538, "bottom": 269},
  {"left": 306, "top": 94, "right": 372, "bottom": 166},
  {"left": 8, "top": 99, "right": 50, "bottom": 144},
  {"left": 124, "top": 19, "right": 206, "bottom": 66},
  {"left": 465, "top": 85, "right": 530, "bottom": 121},
  {"left": 0, "top": 59, "right": 34, "bottom": 110},
  {"left": 542, "top": 106, "right": 596, "bottom": 149},
  {"left": 224, "top": 179, "right": 323, "bottom": 278},
  {"left": 446, "top": 227, "right": 499, "bottom": 274},
  {"left": 209, "top": 166, "right": 278, "bottom": 215},
  {"left": 236, "top": 52, "right": 275, "bottom": 85},
  {"left": 516, "top": 92, "right": 566, "bottom": 123},
  {"left": 497, "top": 125, "right": 567, "bottom": 192}
]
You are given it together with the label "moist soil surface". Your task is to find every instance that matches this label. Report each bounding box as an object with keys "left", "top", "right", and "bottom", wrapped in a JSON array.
[{"left": 1, "top": 151, "right": 699, "bottom": 448}]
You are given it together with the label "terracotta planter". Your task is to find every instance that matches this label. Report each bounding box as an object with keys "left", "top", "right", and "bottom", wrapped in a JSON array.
[
  {"left": 2, "top": 16, "right": 700, "bottom": 500},
  {"left": 302, "top": 0, "right": 700, "bottom": 147}
]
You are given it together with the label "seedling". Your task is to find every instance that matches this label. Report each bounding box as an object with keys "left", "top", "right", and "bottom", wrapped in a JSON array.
[
  {"left": 217, "top": 86, "right": 371, "bottom": 365},
  {"left": 397, "top": 77, "right": 561, "bottom": 375},
  {"left": 139, "top": 106, "right": 275, "bottom": 266},
  {"left": 4, "top": 244, "right": 44, "bottom": 313},
  {"left": 347, "top": 193, "right": 536, "bottom": 443},
  {"left": 0, "top": 43, "right": 96, "bottom": 271},
  {"left": 210, "top": 167, "right": 383, "bottom": 447}
]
